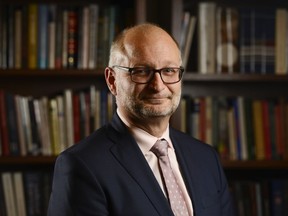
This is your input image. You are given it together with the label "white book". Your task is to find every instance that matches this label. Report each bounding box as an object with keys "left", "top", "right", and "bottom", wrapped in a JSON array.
[
  {"left": 88, "top": 4, "right": 99, "bottom": 69},
  {"left": 2, "top": 172, "right": 17, "bottom": 216},
  {"left": 40, "top": 97, "right": 52, "bottom": 155},
  {"left": 64, "top": 89, "right": 74, "bottom": 148},
  {"left": 14, "top": 95, "right": 26, "bottom": 156},
  {"left": 21, "top": 96, "right": 33, "bottom": 154},
  {"left": 56, "top": 95, "right": 67, "bottom": 152},
  {"left": 79, "top": 6, "right": 90, "bottom": 69},
  {"left": 198, "top": 2, "right": 216, "bottom": 74},
  {"left": 33, "top": 99, "right": 43, "bottom": 154},
  {"left": 13, "top": 172, "right": 26, "bottom": 216}
]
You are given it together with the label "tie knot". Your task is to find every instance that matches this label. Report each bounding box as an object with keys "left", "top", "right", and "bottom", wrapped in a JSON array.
[{"left": 151, "top": 139, "right": 168, "bottom": 157}]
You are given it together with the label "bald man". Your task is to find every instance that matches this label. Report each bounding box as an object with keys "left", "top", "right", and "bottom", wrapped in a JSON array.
[{"left": 48, "top": 23, "right": 234, "bottom": 216}]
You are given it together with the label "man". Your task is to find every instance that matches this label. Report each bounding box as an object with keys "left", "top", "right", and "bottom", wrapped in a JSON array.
[{"left": 48, "top": 23, "right": 234, "bottom": 216}]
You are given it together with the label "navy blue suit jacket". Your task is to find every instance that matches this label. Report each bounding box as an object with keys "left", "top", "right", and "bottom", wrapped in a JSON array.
[{"left": 48, "top": 114, "right": 234, "bottom": 216}]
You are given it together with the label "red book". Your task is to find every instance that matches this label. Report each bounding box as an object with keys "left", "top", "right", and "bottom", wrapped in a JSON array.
[
  {"left": 0, "top": 90, "right": 9, "bottom": 156},
  {"left": 274, "top": 99, "right": 285, "bottom": 159},
  {"left": 67, "top": 9, "right": 78, "bottom": 68},
  {"left": 199, "top": 97, "right": 206, "bottom": 142},
  {"left": 73, "top": 93, "right": 80, "bottom": 143}
]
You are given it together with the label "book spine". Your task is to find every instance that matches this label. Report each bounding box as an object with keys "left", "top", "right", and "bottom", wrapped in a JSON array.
[{"left": 28, "top": 4, "right": 38, "bottom": 69}]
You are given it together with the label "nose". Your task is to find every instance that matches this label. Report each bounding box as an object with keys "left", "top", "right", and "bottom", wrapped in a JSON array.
[{"left": 148, "top": 72, "right": 165, "bottom": 90}]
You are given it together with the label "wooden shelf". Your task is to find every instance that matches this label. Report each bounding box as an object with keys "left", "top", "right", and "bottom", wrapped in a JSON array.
[
  {"left": 0, "top": 156, "right": 57, "bottom": 165},
  {"left": 183, "top": 73, "right": 288, "bottom": 82},
  {"left": 1, "top": 156, "right": 288, "bottom": 171},
  {"left": 222, "top": 160, "right": 288, "bottom": 170},
  {"left": 0, "top": 68, "right": 105, "bottom": 77}
]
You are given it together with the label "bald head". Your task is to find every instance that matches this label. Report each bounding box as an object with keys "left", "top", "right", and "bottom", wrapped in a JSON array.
[{"left": 108, "top": 23, "right": 182, "bottom": 67}]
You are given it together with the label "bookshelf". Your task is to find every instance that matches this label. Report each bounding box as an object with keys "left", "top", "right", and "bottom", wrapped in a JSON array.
[
  {"left": 1, "top": 0, "right": 288, "bottom": 214},
  {"left": 176, "top": 0, "right": 288, "bottom": 214},
  {"left": 0, "top": 0, "right": 151, "bottom": 215}
]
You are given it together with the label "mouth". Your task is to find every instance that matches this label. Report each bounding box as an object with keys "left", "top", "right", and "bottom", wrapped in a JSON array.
[{"left": 143, "top": 97, "right": 168, "bottom": 104}]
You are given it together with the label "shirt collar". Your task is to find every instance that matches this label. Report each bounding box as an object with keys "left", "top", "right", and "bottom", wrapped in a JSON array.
[{"left": 117, "top": 109, "right": 173, "bottom": 154}]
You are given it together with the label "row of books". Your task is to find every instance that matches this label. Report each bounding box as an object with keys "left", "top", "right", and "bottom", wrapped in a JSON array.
[
  {"left": 0, "top": 86, "right": 115, "bottom": 157},
  {"left": 0, "top": 3, "right": 129, "bottom": 70},
  {"left": 181, "top": 3, "right": 288, "bottom": 74},
  {"left": 178, "top": 96, "right": 288, "bottom": 161},
  {"left": 0, "top": 171, "right": 52, "bottom": 216},
  {"left": 230, "top": 179, "right": 288, "bottom": 216}
]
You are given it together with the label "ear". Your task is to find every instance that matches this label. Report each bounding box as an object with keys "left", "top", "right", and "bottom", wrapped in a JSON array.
[{"left": 105, "top": 67, "right": 117, "bottom": 95}]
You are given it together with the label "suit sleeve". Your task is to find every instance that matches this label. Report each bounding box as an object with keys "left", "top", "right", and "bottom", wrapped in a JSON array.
[{"left": 47, "top": 152, "right": 109, "bottom": 216}]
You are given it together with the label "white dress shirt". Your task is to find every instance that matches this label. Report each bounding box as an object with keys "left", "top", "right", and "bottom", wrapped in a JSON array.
[{"left": 117, "top": 109, "right": 194, "bottom": 215}]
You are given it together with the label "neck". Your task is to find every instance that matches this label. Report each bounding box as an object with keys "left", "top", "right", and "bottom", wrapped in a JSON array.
[{"left": 118, "top": 109, "right": 170, "bottom": 137}]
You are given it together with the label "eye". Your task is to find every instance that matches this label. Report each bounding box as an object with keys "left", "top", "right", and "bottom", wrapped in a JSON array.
[
  {"left": 162, "top": 68, "right": 177, "bottom": 74},
  {"left": 131, "top": 67, "right": 151, "bottom": 76}
]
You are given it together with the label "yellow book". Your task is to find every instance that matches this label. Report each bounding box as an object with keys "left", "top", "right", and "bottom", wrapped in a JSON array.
[
  {"left": 28, "top": 4, "right": 38, "bottom": 69},
  {"left": 252, "top": 100, "right": 265, "bottom": 160},
  {"left": 49, "top": 99, "right": 60, "bottom": 155}
]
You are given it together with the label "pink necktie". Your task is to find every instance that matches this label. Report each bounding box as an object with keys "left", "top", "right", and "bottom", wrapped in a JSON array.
[{"left": 151, "top": 139, "right": 189, "bottom": 216}]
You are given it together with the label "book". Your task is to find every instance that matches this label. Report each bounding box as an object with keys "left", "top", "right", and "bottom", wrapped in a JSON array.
[
  {"left": 64, "top": 89, "right": 74, "bottom": 148},
  {"left": 217, "top": 97, "right": 229, "bottom": 160},
  {"left": 15, "top": 95, "right": 26, "bottom": 156},
  {"left": 7, "top": 5, "right": 14, "bottom": 69},
  {"left": 23, "top": 172, "right": 43, "bottom": 216},
  {"left": 38, "top": 4, "right": 48, "bottom": 69},
  {"left": 182, "top": 16, "right": 196, "bottom": 69},
  {"left": 252, "top": 100, "right": 265, "bottom": 160},
  {"left": 215, "top": 6, "right": 239, "bottom": 73},
  {"left": 13, "top": 172, "right": 27, "bottom": 216},
  {"left": 2, "top": 172, "right": 17, "bottom": 216},
  {"left": 56, "top": 95, "right": 67, "bottom": 152},
  {"left": 0, "top": 174, "right": 7, "bottom": 215},
  {"left": 49, "top": 98, "right": 60, "bottom": 155},
  {"left": 28, "top": 97, "right": 41, "bottom": 155},
  {"left": 5, "top": 92, "right": 20, "bottom": 155},
  {"left": 61, "top": 8, "right": 68, "bottom": 68},
  {"left": 261, "top": 100, "right": 272, "bottom": 160},
  {"left": 191, "top": 98, "right": 200, "bottom": 140},
  {"left": 275, "top": 8, "right": 288, "bottom": 74},
  {"left": 48, "top": 4, "right": 56, "bottom": 69},
  {"left": 67, "top": 8, "right": 78, "bottom": 68},
  {"left": 28, "top": 4, "right": 38, "bottom": 69},
  {"left": 14, "top": 7, "right": 23, "bottom": 69},
  {"left": 244, "top": 98, "right": 255, "bottom": 160},
  {"left": 33, "top": 98, "right": 52, "bottom": 156},
  {"left": 73, "top": 93, "right": 80, "bottom": 143},
  {"left": 198, "top": 2, "right": 216, "bottom": 74},
  {"left": 39, "top": 97, "right": 52, "bottom": 155},
  {"left": 77, "top": 5, "right": 89, "bottom": 69},
  {"left": 237, "top": 97, "right": 248, "bottom": 160},
  {"left": 227, "top": 99, "right": 237, "bottom": 160},
  {"left": 88, "top": 4, "right": 99, "bottom": 69},
  {"left": 0, "top": 90, "right": 9, "bottom": 156}
]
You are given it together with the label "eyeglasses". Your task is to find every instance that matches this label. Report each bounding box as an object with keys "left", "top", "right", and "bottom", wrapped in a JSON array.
[{"left": 112, "top": 65, "right": 184, "bottom": 84}]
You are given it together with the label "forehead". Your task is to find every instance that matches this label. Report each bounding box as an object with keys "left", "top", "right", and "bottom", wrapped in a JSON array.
[{"left": 123, "top": 28, "right": 181, "bottom": 66}]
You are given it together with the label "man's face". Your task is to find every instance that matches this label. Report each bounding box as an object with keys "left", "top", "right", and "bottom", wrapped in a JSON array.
[{"left": 111, "top": 29, "right": 182, "bottom": 121}]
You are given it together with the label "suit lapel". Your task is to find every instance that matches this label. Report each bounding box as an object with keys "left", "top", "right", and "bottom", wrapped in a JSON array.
[{"left": 107, "top": 114, "right": 174, "bottom": 216}]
